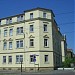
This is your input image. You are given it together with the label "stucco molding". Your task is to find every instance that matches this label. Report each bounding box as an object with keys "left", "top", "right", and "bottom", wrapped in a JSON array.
[
  {"left": 43, "top": 35, "right": 49, "bottom": 38},
  {"left": 29, "top": 35, "right": 35, "bottom": 38}
]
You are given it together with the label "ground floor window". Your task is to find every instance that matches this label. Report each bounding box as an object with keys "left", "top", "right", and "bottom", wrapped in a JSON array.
[
  {"left": 16, "top": 55, "right": 23, "bottom": 63},
  {"left": 30, "top": 55, "right": 36, "bottom": 62},
  {"left": 8, "top": 56, "right": 12, "bottom": 63},
  {"left": 44, "top": 55, "right": 48, "bottom": 63},
  {"left": 3, "top": 56, "right": 6, "bottom": 63}
]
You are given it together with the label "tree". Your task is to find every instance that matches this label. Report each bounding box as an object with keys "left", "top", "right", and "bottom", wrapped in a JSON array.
[{"left": 62, "top": 57, "right": 75, "bottom": 68}]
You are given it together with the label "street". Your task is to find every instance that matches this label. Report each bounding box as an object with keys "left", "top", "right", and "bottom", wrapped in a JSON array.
[{"left": 0, "top": 70, "right": 75, "bottom": 75}]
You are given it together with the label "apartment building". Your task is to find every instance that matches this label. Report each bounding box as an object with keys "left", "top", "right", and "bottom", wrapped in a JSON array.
[
  {"left": 67, "top": 49, "right": 73, "bottom": 58},
  {"left": 0, "top": 7, "right": 67, "bottom": 71}
]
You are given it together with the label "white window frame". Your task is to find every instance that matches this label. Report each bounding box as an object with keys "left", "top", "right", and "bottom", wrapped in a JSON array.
[
  {"left": 17, "top": 27, "right": 23, "bottom": 34},
  {"left": 44, "top": 24, "right": 47, "bottom": 32},
  {"left": 30, "top": 13, "right": 33, "bottom": 19},
  {"left": 17, "top": 15, "right": 24, "bottom": 22},
  {"left": 44, "top": 38, "right": 48, "bottom": 47},
  {"left": 30, "top": 39, "right": 34, "bottom": 47},
  {"left": 0, "top": 29, "right": 1, "bottom": 37},
  {"left": 9, "top": 18, "right": 12, "bottom": 23},
  {"left": 16, "top": 40, "right": 23, "bottom": 48},
  {"left": 3, "top": 56, "right": 6, "bottom": 63},
  {"left": 30, "top": 55, "right": 36, "bottom": 63},
  {"left": 30, "top": 25, "right": 34, "bottom": 32},
  {"left": 0, "top": 20, "right": 1, "bottom": 25},
  {"left": 8, "top": 56, "right": 12, "bottom": 63},
  {"left": 43, "top": 12, "right": 46, "bottom": 18},
  {"left": 4, "top": 29, "right": 7, "bottom": 37},
  {"left": 3, "top": 42, "right": 7, "bottom": 50},
  {"left": 9, "top": 28, "right": 13, "bottom": 36},
  {"left": 44, "top": 55, "right": 48, "bottom": 63},
  {"left": 6, "top": 18, "right": 12, "bottom": 24},
  {"left": 16, "top": 55, "right": 23, "bottom": 63},
  {"left": 9, "top": 41, "right": 12, "bottom": 49}
]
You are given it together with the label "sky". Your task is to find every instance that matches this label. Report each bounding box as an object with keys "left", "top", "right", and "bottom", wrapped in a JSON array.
[{"left": 0, "top": 0, "right": 74, "bottom": 53}]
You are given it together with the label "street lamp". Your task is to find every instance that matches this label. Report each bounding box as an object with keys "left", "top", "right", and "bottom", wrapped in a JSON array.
[{"left": 21, "top": 60, "right": 23, "bottom": 73}]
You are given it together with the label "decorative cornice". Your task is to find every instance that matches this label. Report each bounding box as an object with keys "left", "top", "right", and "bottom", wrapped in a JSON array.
[
  {"left": 0, "top": 20, "right": 25, "bottom": 27},
  {"left": 25, "top": 17, "right": 52, "bottom": 22},
  {"left": 8, "top": 38, "right": 13, "bottom": 41},
  {"left": 43, "top": 35, "right": 49, "bottom": 38},
  {"left": 29, "top": 35, "right": 35, "bottom": 38},
  {"left": 3, "top": 39, "right": 7, "bottom": 42}
]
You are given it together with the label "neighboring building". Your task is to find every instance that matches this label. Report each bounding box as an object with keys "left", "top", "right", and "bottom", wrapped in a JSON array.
[
  {"left": 67, "top": 49, "right": 73, "bottom": 58},
  {"left": 61, "top": 34, "right": 67, "bottom": 62},
  {"left": 0, "top": 7, "right": 67, "bottom": 71}
]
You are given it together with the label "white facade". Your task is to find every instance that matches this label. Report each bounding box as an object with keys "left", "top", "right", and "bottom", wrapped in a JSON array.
[{"left": 0, "top": 8, "right": 67, "bottom": 71}]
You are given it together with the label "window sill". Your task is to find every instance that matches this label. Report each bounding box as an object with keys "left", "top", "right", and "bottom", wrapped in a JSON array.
[
  {"left": 4, "top": 36, "right": 7, "bottom": 37},
  {"left": 29, "top": 46, "right": 34, "bottom": 48},
  {"left": 9, "top": 49, "right": 13, "bottom": 50},
  {"left": 2, "top": 63, "right": 6, "bottom": 64},
  {"left": 16, "top": 33, "right": 24, "bottom": 35},
  {"left": 30, "top": 62, "right": 34, "bottom": 64},
  {"left": 9, "top": 35, "right": 13, "bottom": 36},
  {"left": 16, "top": 47, "right": 24, "bottom": 49},
  {"left": 44, "top": 62, "right": 49, "bottom": 64},
  {"left": 44, "top": 46, "right": 49, "bottom": 48},
  {"left": 29, "top": 31, "right": 34, "bottom": 33},
  {"left": 16, "top": 62, "right": 23, "bottom": 64},
  {"left": 3, "top": 49, "right": 7, "bottom": 50},
  {"left": 8, "top": 63, "right": 12, "bottom": 64},
  {"left": 43, "top": 31, "right": 48, "bottom": 33},
  {"left": 43, "top": 17, "right": 47, "bottom": 19}
]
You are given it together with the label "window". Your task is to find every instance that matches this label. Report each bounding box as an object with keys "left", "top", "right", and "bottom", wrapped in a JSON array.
[
  {"left": 16, "top": 55, "right": 23, "bottom": 63},
  {"left": 3, "top": 42, "right": 7, "bottom": 50},
  {"left": 30, "top": 55, "right": 36, "bottom": 62},
  {"left": 16, "top": 40, "right": 23, "bottom": 48},
  {"left": 0, "top": 20, "right": 1, "bottom": 25},
  {"left": 9, "top": 28, "right": 13, "bottom": 36},
  {"left": 44, "top": 24, "right": 47, "bottom": 32},
  {"left": 8, "top": 56, "right": 12, "bottom": 63},
  {"left": 21, "top": 15, "right": 23, "bottom": 20},
  {"left": 3, "top": 56, "right": 6, "bottom": 63},
  {"left": 20, "top": 40, "right": 23, "bottom": 47},
  {"left": 6, "top": 19, "right": 9, "bottom": 24},
  {"left": 4, "top": 29, "right": 7, "bottom": 37},
  {"left": 17, "top": 27, "right": 23, "bottom": 34},
  {"left": 9, "top": 42, "right": 12, "bottom": 49},
  {"left": 43, "top": 13, "right": 46, "bottom": 18},
  {"left": 6, "top": 18, "right": 12, "bottom": 24},
  {"left": 17, "top": 15, "right": 23, "bottom": 22},
  {"left": 30, "top": 39, "right": 34, "bottom": 47},
  {"left": 30, "top": 25, "right": 34, "bottom": 32},
  {"left": 30, "top": 13, "right": 33, "bottom": 19},
  {"left": 0, "top": 29, "right": 1, "bottom": 37},
  {"left": 9, "top": 18, "right": 12, "bottom": 23},
  {"left": 16, "top": 41, "right": 19, "bottom": 48},
  {"left": 44, "top": 55, "right": 48, "bottom": 63},
  {"left": 44, "top": 39, "right": 48, "bottom": 47}
]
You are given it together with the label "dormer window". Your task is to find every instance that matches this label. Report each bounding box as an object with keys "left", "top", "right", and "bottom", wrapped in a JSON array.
[
  {"left": 21, "top": 15, "right": 23, "bottom": 20},
  {"left": 0, "top": 20, "right": 1, "bottom": 25},
  {"left": 17, "top": 15, "right": 24, "bottom": 22},
  {"left": 6, "top": 19, "right": 9, "bottom": 24},
  {"left": 9, "top": 18, "right": 12, "bottom": 23},
  {"left": 43, "top": 12, "right": 46, "bottom": 18},
  {"left": 30, "top": 13, "right": 33, "bottom": 20},
  {"left": 6, "top": 18, "right": 12, "bottom": 24}
]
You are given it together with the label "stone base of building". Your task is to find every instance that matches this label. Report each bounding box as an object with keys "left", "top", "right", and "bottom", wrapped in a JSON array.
[{"left": 0, "top": 67, "right": 54, "bottom": 72}]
